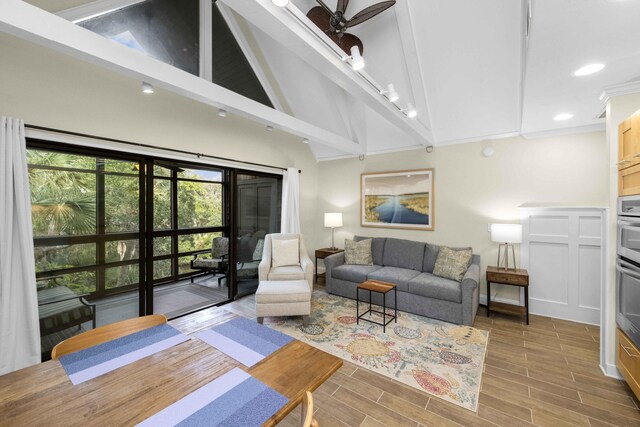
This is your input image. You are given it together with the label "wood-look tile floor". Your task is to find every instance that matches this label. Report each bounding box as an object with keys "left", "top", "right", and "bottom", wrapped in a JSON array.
[{"left": 175, "top": 286, "right": 640, "bottom": 427}]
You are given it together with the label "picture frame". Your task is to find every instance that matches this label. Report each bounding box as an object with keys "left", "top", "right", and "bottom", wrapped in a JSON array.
[{"left": 360, "top": 169, "right": 434, "bottom": 231}]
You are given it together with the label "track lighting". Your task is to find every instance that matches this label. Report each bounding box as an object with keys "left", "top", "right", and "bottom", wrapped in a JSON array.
[
  {"left": 272, "top": 0, "right": 289, "bottom": 6},
  {"left": 218, "top": 109, "right": 227, "bottom": 117},
  {"left": 141, "top": 82, "right": 154, "bottom": 94},
  {"left": 345, "top": 46, "right": 365, "bottom": 71},
  {"left": 404, "top": 103, "right": 417, "bottom": 118},
  {"left": 381, "top": 84, "right": 399, "bottom": 103}
]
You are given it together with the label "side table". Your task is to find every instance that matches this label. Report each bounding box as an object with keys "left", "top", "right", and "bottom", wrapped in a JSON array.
[
  {"left": 486, "top": 266, "right": 530, "bottom": 324},
  {"left": 315, "top": 248, "right": 344, "bottom": 283}
]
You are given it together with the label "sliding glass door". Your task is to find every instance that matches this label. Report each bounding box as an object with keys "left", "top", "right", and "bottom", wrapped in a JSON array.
[
  {"left": 27, "top": 140, "right": 284, "bottom": 360},
  {"left": 233, "top": 172, "right": 282, "bottom": 297},
  {"left": 148, "top": 161, "right": 229, "bottom": 317},
  {"left": 28, "top": 143, "right": 145, "bottom": 360}
]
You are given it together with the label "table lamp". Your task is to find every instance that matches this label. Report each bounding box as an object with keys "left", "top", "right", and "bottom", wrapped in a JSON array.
[
  {"left": 490, "top": 223, "right": 522, "bottom": 271},
  {"left": 324, "top": 212, "right": 343, "bottom": 250}
]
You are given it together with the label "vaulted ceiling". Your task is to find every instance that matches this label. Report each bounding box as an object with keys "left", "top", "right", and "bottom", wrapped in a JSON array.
[{"left": 17, "top": 0, "right": 640, "bottom": 160}]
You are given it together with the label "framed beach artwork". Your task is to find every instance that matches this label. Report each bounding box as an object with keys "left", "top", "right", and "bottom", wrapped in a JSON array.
[{"left": 361, "top": 169, "right": 434, "bottom": 231}]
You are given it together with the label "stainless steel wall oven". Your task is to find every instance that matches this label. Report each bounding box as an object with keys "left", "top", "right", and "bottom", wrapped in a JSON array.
[{"left": 617, "top": 195, "right": 640, "bottom": 348}]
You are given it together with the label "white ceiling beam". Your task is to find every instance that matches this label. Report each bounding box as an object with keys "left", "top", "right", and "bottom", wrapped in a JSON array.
[
  {"left": 219, "top": 0, "right": 434, "bottom": 147},
  {"left": 216, "top": 3, "right": 286, "bottom": 112},
  {"left": 0, "top": 0, "right": 359, "bottom": 154},
  {"left": 56, "top": 0, "right": 145, "bottom": 23},
  {"left": 393, "top": 0, "right": 435, "bottom": 142}
]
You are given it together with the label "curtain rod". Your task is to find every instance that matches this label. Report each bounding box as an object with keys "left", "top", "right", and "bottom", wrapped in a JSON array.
[{"left": 24, "top": 124, "right": 301, "bottom": 174}]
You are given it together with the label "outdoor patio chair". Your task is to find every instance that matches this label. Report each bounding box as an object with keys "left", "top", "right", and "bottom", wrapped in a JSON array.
[{"left": 190, "top": 236, "right": 228, "bottom": 285}]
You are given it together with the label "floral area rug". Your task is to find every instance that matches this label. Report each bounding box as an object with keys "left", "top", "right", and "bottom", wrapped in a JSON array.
[{"left": 264, "top": 290, "right": 489, "bottom": 412}]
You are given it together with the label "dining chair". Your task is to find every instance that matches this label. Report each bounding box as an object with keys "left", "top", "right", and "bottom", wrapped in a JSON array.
[
  {"left": 300, "top": 391, "right": 318, "bottom": 427},
  {"left": 51, "top": 314, "right": 168, "bottom": 360}
]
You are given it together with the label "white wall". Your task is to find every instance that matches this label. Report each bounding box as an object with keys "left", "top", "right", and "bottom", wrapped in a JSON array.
[
  {"left": 317, "top": 132, "right": 608, "bottom": 302},
  {"left": 0, "top": 33, "right": 321, "bottom": 248}
]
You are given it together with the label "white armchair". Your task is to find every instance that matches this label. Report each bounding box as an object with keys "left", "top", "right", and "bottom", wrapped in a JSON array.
[
  {"left": 256, "top": 233, "right": 314, "bottom": 326},
  {"left": 258, "top": 233, "right": 313, "bottom": 289}
]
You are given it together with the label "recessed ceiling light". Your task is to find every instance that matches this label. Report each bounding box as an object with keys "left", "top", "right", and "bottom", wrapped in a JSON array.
[
  {"left": 554, "top": 113, "right": 574, "bottom": 121},
  {"left": 141, "top": 82, "right": 154, "bottom": 94},
  {"left": 573, "top": 63, "right": 605, "bottom": 76},
  {"left": 266, "top": 125, "right": 274, "bottom": 132},
  {"left": 218, "top": 109, "right": 227, "bottom": 117},
  {"left": 272, "top": 0, "right": 289, "bottom": 6},
  {"left": 303, "top": 138, "right": 309, "bottom": 144}
]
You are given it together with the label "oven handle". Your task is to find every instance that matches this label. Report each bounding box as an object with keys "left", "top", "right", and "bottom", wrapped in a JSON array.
[
  {"left": 618, "top": 217, "right": 640, "bottom": 226},
  {"left": 617, "top": 260, "right": 640, "bottom": 280}
]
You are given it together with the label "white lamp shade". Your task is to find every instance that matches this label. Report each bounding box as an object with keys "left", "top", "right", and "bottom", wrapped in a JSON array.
[
  {"left": 490, "top": 223, "right": 522, "bottom": 244},
  {"left": 324, "top": 212, "right": 343, "bottom": 228}
]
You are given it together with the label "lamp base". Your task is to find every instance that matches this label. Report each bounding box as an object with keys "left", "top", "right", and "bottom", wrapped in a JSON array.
[{"left": 496, "top": 243, "right": 518, "bottom": 271}]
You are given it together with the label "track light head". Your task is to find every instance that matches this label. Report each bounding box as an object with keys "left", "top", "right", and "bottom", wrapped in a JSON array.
[
  {"left": 405, "top": 103, "right": 417, "bottom": 118},
  {"left": 350, "top": 46, "right": 365, "bottom": 71}
]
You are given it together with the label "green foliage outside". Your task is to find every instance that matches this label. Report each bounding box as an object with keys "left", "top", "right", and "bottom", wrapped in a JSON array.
[{"left": 29, "top": 150, "right": 223, "bottom": 296}]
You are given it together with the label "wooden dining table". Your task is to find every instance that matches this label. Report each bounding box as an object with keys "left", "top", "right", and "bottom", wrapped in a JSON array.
[{"left": 0, "top": 312, "right": 342, "bottom": 426}]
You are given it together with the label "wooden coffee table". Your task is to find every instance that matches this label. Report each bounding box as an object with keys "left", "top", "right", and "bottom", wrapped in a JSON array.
[{"left": 357, "top": 280, "right": 397, "bottom": 332}]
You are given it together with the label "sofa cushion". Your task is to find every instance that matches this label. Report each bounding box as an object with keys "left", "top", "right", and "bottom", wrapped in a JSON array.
[
  {"left": 367, "top": 266, "right": 421, "bottom": 292},
  {"left": 345, "top": 239, "right": 373, "bottom": 265},
  {"left": 408, "top": 272, "right": 462, "bottom": 303},
  {"left": 332, "top": 264, "right": 381, "bottom": 283},
  {"left": 381, "top": 238, "right": 425, "bottom": 271},
  {"left": 422, "top": 243, "right": 440, "bottom": 273},
  {"left": 268, "top": 265, "right": 305, "bottom": 281},
  {"left": 354, "top": 236, "right": 386, "bottom": 265},
  {"left": 433, "top": 246, "right": 473, "bottom": 282}
]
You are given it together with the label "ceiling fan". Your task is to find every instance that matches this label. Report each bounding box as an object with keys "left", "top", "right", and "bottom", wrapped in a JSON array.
[{"left": 307, "top": 0, "right": 396, "bottom": 55}]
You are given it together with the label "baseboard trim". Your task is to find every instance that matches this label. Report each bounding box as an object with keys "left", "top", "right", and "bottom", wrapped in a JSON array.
[{"left": 600, "top": 363, "right": 623, "bottom": 380}]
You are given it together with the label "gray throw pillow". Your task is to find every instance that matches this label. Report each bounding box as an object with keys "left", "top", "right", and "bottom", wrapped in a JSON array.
[
  {"left": 432, "top": 246, "right": 473, "bottom": 282},
  {"left": 344, "top": 239, "right": 373, "bottom": 265}
]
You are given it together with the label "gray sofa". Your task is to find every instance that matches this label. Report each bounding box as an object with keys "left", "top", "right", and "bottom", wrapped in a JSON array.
[{"left": 324, "top": 236, "right": 480, "bottom": 326}]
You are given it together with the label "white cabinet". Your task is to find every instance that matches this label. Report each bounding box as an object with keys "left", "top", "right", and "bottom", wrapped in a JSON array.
[{"left": 520, "top": 207, "right": 607, "bottom": 325}]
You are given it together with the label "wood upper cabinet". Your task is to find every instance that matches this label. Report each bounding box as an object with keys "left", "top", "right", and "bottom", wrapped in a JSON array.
[
  {"left": 619, "top": 115, "right": 640, "bottom": 170},
  {"left": 618, "top": 112, "right": 640, "bottom": 195}
]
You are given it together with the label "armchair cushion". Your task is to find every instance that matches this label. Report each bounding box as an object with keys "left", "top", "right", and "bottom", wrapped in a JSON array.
[
  {"left": 268, "top": 265, "right": 306, "bottom": 281},
  {"left": 272, "top": 238, "right": 300, "bottom": 267}
]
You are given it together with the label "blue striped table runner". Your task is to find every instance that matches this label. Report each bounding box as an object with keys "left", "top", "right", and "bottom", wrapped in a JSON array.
[
  {"left": 136, "top": 368, "right": 288, "bottom": 427},
  {"left": 195, "top": 317, "right": 294, "bottom": 367},
  {"left": 59, "top": 323, "right": 189, "bottom": 385}
]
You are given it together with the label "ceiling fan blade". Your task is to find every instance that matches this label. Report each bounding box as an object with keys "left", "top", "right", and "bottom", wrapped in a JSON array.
[
  {"left": 344, "top": 1, "right": 395, "bottom": 28},
  {"left": 337, "top": 0, "right": 349, "bottom": 14},
  {"left": 315, "top": 0, "right": 334, "bottom": 15}
]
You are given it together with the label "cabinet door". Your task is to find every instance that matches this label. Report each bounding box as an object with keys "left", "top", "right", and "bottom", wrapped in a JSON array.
[
  {"left": 617, "top": 329, "right": 640, "bottom": 400},
  {"left": 619, "top": 116, "right": 640, "bottom": 170},
  {"left": 619, "top": 163, "right": 640, "bottom": 196}
]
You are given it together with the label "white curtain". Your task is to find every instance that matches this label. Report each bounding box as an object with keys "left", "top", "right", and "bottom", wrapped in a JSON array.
[
  {"left": 0, "top": 117, "right": 40, "bottom": 374},
  {"left": 280, "top": 167, "right": 300, "bottom": 234}
]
